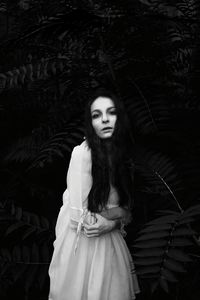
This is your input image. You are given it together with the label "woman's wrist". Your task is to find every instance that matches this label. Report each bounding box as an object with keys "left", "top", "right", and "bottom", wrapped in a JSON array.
[
  {"left": 111, "top": 219, "right": 120, "bottom": 230},
  {"left": 110, "top": 219, "right": 127, "bottom": 236}
]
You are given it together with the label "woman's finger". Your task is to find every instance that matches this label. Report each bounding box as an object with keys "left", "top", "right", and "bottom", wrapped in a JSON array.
[
  {"left": 84, "top": 228, "right": 99, "bottom": 235},
  {"left": 84, "top": 229, "right": 99, "bottom": 237},
  {"left": 84, "top": 232, "right": 99, "bottom": 238},
  {"left": 84, "top": 223, "right": 99, "bottom": 231}
]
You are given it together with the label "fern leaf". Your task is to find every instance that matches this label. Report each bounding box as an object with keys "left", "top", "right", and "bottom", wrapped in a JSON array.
[
  {"left": 136, "top": 265, "right": 160, "bottom": 275},
  {"left": 182, "top": 204, "right": 200, "bottom": 218},
  {"left": 12, "top": 264, "right": 27, "bottom": 282},
  {"left": 5, "top": 222, "right": 25, "bottom": 235},
  {"left": 159, "top": 277, "right": 169, "bottom": 293},
  {"left": 133, "top": 248, "right": 164, "bottom": 257},
  {"left": 173, "top": 227, "right": 196, "bottom": 236},
  {"left": 15, "top": 206, "right": 23, "bottom": 221},
  {"left": 146, "top": 215, "right": 177, "bottom": 225},
  {"left": 161, "top": 268, "right": 178, "bottom": 283},
  {"left": 170, "top": 237, "right": 193, "bottom": 247},
  {"left": 167, "top": 249, "right": 192, "bottom": 262},
  {"left": 134, "top": 257, "right": 162, "bottom": 266},
  {"left": 22, "top": 227, "right": 36, "bottom": 240},
  {"left": 139, "top": 223, "right": 172, "bottom": 233},
  {"left": 178, "top": 217, "right": 195, "bottom": 225},
  {"left": 151, "top": 280, "right": 159, "bottom": 293},
  {"left": 164, "top": 258, "right": 186, "bottom": 273},
  {"left": 40, "top": 216, "right": 50, "bottom": 229},
  {"left": 30, "top": 214, "right": 40, "bottom": 227},
  {"left": 134, "top": 239, "right": 167, "bottom": 248},
  {"left": 135, "top": 231, "right": 169, "bottom": 241}
]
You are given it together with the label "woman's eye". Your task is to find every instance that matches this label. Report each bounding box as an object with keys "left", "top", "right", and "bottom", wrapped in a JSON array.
[
  {"left": 92, "top": 114, "right": 99, "bottom": 119},
  {"left": 109, "top": 110, "right": 117, "bottom": 115}
]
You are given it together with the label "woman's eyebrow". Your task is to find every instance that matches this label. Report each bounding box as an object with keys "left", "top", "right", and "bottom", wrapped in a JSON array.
[
  {"left": 91, "top": 109, "right": 101, "bottom": 113},
  {"left": 91, "top": 106, "right": 116, "bottom": 114}
]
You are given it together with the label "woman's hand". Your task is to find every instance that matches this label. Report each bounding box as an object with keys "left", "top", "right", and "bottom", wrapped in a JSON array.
[{"left": 83, "top": 214, "right": 117, "bottom": 238}]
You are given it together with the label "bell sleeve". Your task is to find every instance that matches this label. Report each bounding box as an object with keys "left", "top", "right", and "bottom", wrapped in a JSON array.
[{"left": 55, "top": 141, "right": 92, "bottom": 240}]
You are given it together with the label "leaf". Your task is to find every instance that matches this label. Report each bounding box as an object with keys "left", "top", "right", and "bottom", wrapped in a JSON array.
[
  {"left": 12, "top": 264, "right": 27, "bottom": 282},
  {"left": 5, "top": 222, "right": 25, "bottom": 235},
  {"left": 151, "top": 280, "right": 159, "bottom": 293},
  {"left": 171, "top": 237, "right": 193, "bottom": 247},
  {"left": 161, "top": 268, "right": 178, "bottom": 282},
  {"left": 183, "top": 204, "right": 200, "bottom": 215},
  {"left": 173, "top": 227, "right": 196, "bottom": 236},
  {"left": 167, "top": 249, "right": 192, "bottom": 262},
  {"left": 40, "top": 216, "right": 49, "bottom": 229},
  {"left": 146, "top": 215, "right": 177, "bottom": 225},
  {"left": 134, "top": 257, "right": 162, "bottom": 266},
  {"left": 137, "top": 265, "right": 160, "bottom": 275},
  {"left": 139, "top": 223, "right": 172, "bottom": 233},
  {"left": 157, "top": 209, "right": 180, "bottom": 215},
  {"left": 178, "top": 217, "right": 194, "bottom": 225},
  {"left": 164, "top": 258, "right": 186, "bottom": 273},
  {"left": 159, "top": 277, "right": 169, "bottom": 293},
  {"left": 133, "top": 248, "right": 164, "bottom": 257},
  {"left": 181, "top": 205, "right": 200, "bottom": 218},
  {"left": 140, "top": 273, "right": 159, "bottom": 279},
  {"left": 15, "top": 206, "right": 23, "bottom": 220},
  {"left": 134, "top": 239, "right": 167, "bottom": 248},
  {"left": 22, "top": 227, "right": 36, "bottom": 240},
  {"left": 30, "top": 214, "right": 40, "bottom": 227},
  {"left": 135, "top": 231, "right": 169, "bottom": 241}
]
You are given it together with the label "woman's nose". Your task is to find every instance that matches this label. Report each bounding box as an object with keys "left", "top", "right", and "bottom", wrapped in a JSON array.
[{"left": 102, "top": 113, "right": 109, "bottom": 123}]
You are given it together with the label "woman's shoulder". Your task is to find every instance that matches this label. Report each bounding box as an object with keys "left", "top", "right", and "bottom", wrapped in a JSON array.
[{"left": 71, "top": 140, "right": 91, "bottom": 162}]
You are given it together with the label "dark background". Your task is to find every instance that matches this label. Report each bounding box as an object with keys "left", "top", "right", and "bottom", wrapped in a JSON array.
[{"left": 0, "top": 1, "right": 200, "bottom": 299}]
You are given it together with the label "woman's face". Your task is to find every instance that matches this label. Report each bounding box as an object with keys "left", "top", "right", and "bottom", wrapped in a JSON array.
[{"left": 90, "top": 96, "right": 117, "bottom": 139}]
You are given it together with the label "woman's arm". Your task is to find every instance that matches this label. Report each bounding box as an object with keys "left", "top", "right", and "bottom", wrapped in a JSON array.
[
  {"left": 83, "top": 213, "right": 123, "bottom": 238},
  {"left": 100, "top": 206, "right": 132, "bottom": 225}
]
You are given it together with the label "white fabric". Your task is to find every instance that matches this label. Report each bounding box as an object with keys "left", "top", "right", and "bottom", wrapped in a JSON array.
[{"left": 48, "top": 141, "right": 140, "bottom": 300}]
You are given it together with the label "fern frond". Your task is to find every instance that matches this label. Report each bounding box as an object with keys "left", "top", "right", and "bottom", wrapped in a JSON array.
[
  {"left": 135, "top": 146, "right": 183, "bottom": 210},
  {"left": 133, "top": 205, "right": 200, "bottom": 292},
  {"left": 4, "top": 120, "right": 84, "bottom": 165}
]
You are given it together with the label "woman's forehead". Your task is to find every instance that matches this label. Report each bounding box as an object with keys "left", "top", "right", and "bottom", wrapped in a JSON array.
[{"left": 91, "top": 96, "right": 115, "bottom": 112}]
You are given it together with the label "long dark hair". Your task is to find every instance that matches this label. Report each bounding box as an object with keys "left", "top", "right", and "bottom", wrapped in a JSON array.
[{"left": 84, "top": 87, "right": 135, "bottom": 213}]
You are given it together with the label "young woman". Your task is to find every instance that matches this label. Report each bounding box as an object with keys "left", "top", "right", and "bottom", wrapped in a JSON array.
[{"left": 48, "top": 88, "right": 140, "bottom": 300}]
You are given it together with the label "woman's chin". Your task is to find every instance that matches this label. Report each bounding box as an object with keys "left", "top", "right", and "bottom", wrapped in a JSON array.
[{"left": 100, "top": 133, "right": 113, "bottom": 139}]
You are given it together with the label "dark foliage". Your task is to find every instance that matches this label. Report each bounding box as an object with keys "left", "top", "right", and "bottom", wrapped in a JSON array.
[{"left": 0, "top": 0, "right": 200, "bottom": 299}]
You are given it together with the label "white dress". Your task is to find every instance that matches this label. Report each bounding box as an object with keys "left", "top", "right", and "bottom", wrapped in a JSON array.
[{"left": 48, "top": 141, "right": 140, "bottom": 300}]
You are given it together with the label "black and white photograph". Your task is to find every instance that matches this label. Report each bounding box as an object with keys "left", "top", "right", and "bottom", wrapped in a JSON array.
[{"left": 0, "top": 1, "right": 200, "bottom": 300}]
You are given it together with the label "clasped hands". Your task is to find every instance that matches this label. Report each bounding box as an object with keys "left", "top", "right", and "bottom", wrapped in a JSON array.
[{"left": 83, "top": 207, "right": 132, "bottom": 238}]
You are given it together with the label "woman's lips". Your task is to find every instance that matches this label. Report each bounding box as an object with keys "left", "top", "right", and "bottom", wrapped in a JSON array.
[{"left": 101, "top": 127, "right": 112, "bottom": 131}]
